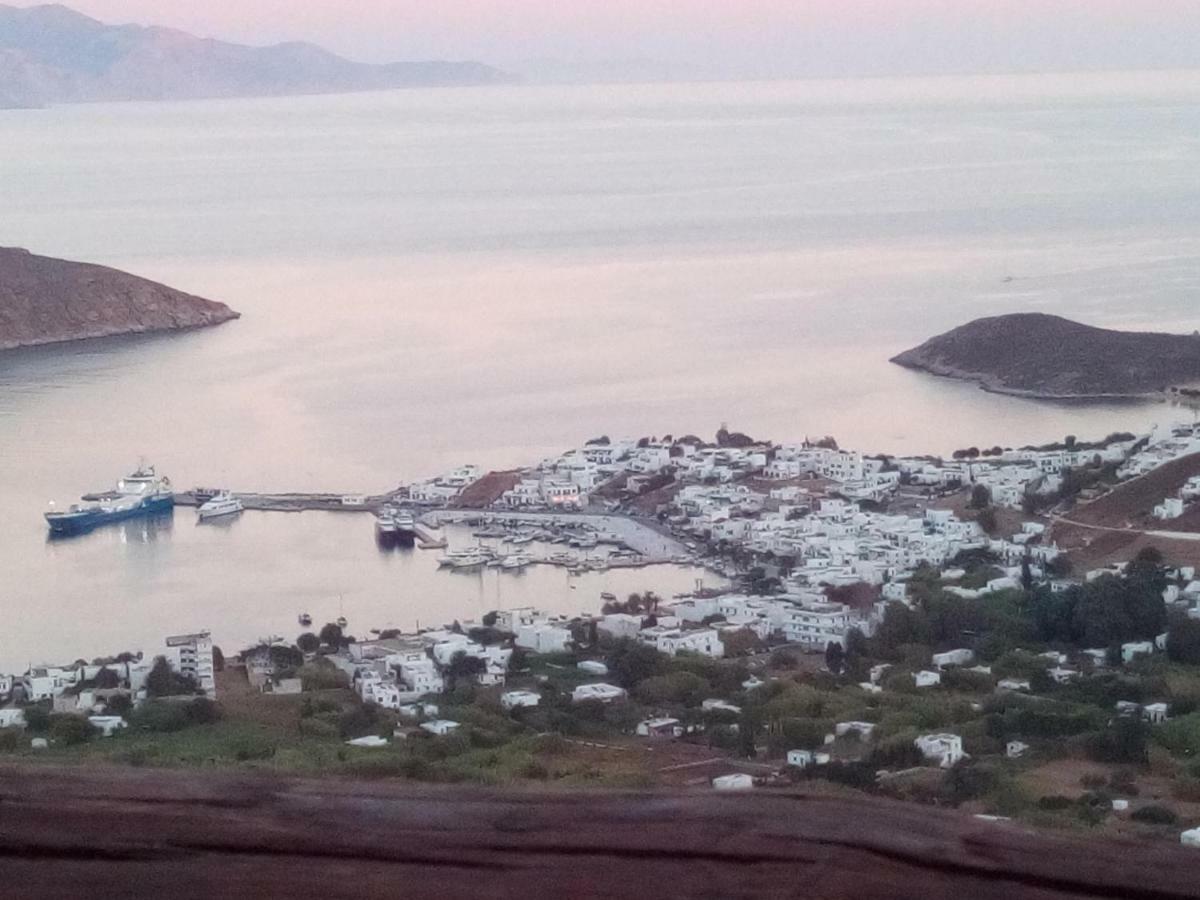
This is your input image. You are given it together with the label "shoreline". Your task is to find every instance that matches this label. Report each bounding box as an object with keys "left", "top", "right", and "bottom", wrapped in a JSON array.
[{"left": 890, "top": 357, "right": 1167, "bottom": 402}]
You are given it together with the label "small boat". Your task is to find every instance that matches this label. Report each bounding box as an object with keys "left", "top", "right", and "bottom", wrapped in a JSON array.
[
  {"left": 197, "top": 492, "right": 243, "bottom": 521},
  {"left": 500, "top": 553, "right": 532, "bottom": 570},
  {"left": 601, "top": 592, "right": 617, "bottom": 602},
  {"left": 376, "top": 513, "right": 398, "bottom": 535},
  {"left": 298, "top": 613, "right": 313, "bottom": 628},
  {"left": 507, "top": 532, "right": 536, "bottom": 545},
  {"left": 336, "top": 616, "right": 348, "bottom": 629}
]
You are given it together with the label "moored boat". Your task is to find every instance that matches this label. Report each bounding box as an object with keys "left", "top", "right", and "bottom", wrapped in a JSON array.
[{"left": 197, "top": 491, "right": 243, "bottom": 521}]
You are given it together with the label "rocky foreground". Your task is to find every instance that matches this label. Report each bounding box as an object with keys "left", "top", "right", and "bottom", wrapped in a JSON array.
[
  {"left": 0, "top": 247, "right": 238, "bottom": 351},
  {"left": 891, "top": 313, "right": 1200, "bottom": 399}
]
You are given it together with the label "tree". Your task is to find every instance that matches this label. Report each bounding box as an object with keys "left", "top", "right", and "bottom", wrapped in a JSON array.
[
  {"left": 319, "top": 623, "right": 344, "bottom": 647},
  {"left": 296, "top": 632, "right": 321, "bottom": 654},
  {"left": 977, "top": 507, "right": 998, "bottom": 534},
  {"left": 444, "top": 651, "right": 486, "bottom": 692},
  {"left": 1021, "top": 557, "right": 1034, "bottom": 592},
  {"left": 722, "top": 628, "right": 765, "bottom": 658},
  {"left": 825, "top": 641, "right": 846, "bottom": 675},
  {"left": 605, "top": 639, "right": 666, "bottom": 689},
  {"left": 969, "top": 484, "right": 992, "bottom": 510},
  {"left": 145, "top": 656, "right": 196, "bottom": 698},
  {"left": 212, "top": 646, "right": 225, "bottom": 672},
  {"left": 48, "top": 714, "right": 96, "bottom": 746},
  {"left": 1167, "top": 615, "right": 1200, "bottom": 665}
]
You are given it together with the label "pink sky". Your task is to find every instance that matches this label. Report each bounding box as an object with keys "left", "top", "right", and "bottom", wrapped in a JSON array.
[{"left": 46, "top": 0, "right": 1200, "bottom": 77}]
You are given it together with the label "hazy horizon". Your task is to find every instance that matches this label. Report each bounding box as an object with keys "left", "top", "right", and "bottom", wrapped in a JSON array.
[{"left": 20, "top": 0, "right": 1200, "bottom": 82}]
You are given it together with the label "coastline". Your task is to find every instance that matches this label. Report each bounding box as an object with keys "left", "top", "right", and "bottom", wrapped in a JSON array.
[{"left": 890, "top": 356, "right": 1166, "bottom": 402}]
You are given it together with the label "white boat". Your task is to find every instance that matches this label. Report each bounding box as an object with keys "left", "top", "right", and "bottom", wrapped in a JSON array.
[
  {"left": 197, "top": 492, "right": 243, "bottom": 521},
  {"left": 376, "top": 513, "right": 398, "bottom": 535},
  {"left": 499, "top": 553, "right": 532, "bottom": 570},
  {"left": 438, "top": 546, "right": 492, "bottom": 569}
]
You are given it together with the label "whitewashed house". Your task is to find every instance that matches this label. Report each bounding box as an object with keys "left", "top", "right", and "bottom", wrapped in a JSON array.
[
  {"left": 915, "top": 733, "right": 965, "bottom": 768},
  {"left": 712, "top": 774, "right": 755, "bottom": 791},
  {"left": 572, "top": 683, "right": 627, "bottom": 704},
  {"left": 500, "top": 690, "right": 541, "bottom": 711},
  {"left": 914, "top": 670, "right": 942, "bottom": 689},
  {"left": 787, "top": 749, "right": 813, "bottom": 768}
]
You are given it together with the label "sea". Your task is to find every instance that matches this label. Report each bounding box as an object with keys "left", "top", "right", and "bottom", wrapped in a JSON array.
[{"left": 3, "top": 71, "right": 1200, "bottom": 670}]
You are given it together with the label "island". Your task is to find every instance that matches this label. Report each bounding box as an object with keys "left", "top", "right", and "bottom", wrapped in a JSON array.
[
  {"left": 0, "top": 4, "right": 509, "bottom": 109},
  {"left": 891, "top": 313, "right": 1200, "bottom": 399},
  {"left": 0, "top": 247, "right": 239, "bottom": 351}
]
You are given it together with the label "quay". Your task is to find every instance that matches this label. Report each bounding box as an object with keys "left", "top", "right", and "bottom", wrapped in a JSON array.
[{"left": 175, "top": 491, "right": 386, "bottom": 513}]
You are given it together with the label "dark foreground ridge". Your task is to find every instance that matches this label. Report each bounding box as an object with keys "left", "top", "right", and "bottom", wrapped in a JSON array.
[
  {"left": 0, "top": 764, "right": 1198, "bottom": 899},
  {"left": 0, "top": 3, "right": 509, "bottom": 108},
  {"left": 892, "top": 313, "right": 1200, "bottom": 399},
  {"left": 0, "top": 247, "right": 239, "bottom": 351}
]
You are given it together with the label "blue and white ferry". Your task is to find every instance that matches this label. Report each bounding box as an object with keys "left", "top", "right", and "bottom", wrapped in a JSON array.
[{"left": 45, "top": 463, "right": 175, "bottom": 536}]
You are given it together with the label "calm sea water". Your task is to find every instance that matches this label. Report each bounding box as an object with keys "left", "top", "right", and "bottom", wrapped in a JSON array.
[{"left": 2, "top": 72, "right": 1200, "bottom": 669}]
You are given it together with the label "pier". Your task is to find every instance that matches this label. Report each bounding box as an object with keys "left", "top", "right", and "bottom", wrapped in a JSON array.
[{"left": 176, "top": 491, "right": 387, "bottom": 513}]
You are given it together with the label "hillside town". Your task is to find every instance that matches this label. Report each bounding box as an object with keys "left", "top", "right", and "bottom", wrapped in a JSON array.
[{"left": 6, "top": 422, "right": 1200, "bottom": 848}]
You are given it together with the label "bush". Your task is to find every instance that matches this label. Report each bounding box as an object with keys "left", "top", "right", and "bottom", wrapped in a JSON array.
[
  {"left": 298, "top": 717, "right": 340, "bottom": 739},
  {"left": 0, "top": 729, "right": 22, "bottom": 752},
  {"left": 129, "top": 701, "right": 192, "bottom": 733},
  {"left": 187, "top": 697, "right": 221, "bottom": 725},
  {"left": 21, "top": 704, "right": 50, "bottom": 733},
  {"left": 1131, "top": 804, "right": 1178, "bottom": 826},
  {"left": 299, "top": 661, "right": 348, "bottom": 692},
  {"left": 1037, "top": 795, "right": 1074, "bottom": 811},
  {"left": 48, "top": 714, "right": 96, "bottom": 746},
  {"left": 228, "top": 735, "right": 277, "bottom": 762}
]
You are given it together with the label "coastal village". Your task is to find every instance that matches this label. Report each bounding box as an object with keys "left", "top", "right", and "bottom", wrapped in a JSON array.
[{"left": 7, "top": 422, "right": 1200, "bottom": 848}]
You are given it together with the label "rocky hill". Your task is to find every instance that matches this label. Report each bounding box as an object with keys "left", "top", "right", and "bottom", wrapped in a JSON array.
[
  {"left": 0, "top": 247, "right": 238, "bottom": 350},
  {"left": 891, "top": 313, "right": 1200, "bottom": 399},
  {"left": 0, "top": 4, "right": 508, "bottom": 108}
]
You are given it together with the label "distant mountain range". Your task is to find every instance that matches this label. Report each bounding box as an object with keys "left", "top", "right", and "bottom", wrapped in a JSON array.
[
  {"left": 892, "top": 313, "right": 1200, "bottom": 399},
  {"left": 0, "top": 247, "right": 238, "bottom": 350},
  {"left": 0, "top": 3, "right": 508, "bottom": 108}
]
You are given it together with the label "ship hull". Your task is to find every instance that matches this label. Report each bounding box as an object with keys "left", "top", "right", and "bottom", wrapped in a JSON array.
[{"left": 45, "top": 495, "right": 175, "bottom": 536}]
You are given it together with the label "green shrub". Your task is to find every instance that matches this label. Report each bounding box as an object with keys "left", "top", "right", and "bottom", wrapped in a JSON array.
[
  {"left": 48, "top": 714, "right": 96, "bottom": 746},
  {"left": 1131, "top": 804, "right": 1178, "bottom": 825},
  {"left": 227, "top": 735, "right": 276, "bottom": 762},
  {"left": 21, "top": 704, "right": 50, "bottom": 733},
  {"left": 1037, "top": 795, "right": 1074, "bottom": 811},
  {"left": 0, "top": 728, "right": 22, "bottom": 752},
  {"left": 129, "top": 701, "right": 192, "bottom": 733}
]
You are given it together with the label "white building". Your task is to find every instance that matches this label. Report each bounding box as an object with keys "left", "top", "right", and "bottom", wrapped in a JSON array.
[
  {"left": 164, "top": 631, "right": 216, "bottom": 698},
  {"left": 639, "top": 626, "right": 723, "bottom": 658},
  {"left": 932, "top": 649, "right": 975, "bottom": 669},
  {"left": 636, "top": 718, "right": 683, "bottom": 738},
  {"left": 598, "top": 614, "right": 644, "bottom": 640},
  {"left": 914, "top": 670, "right": 942, "bottom": 689},
  {"left": 572, "top": 683, "right": 628, "bottom": 704},
  {"left": 1006, "top": 740, "right": 1030, "bottom": 759},
  {"left": 420, "top": 719, "right": 461, "bottom": 736},
  {"left": 500, "top": 690, "right": 541, "bottom": 711},
  {"left": 915, "top": 733, "right": 965, "bottom": 768},
  {"left": 712, "top": 774, "right": 755, "bottom": 791},
  {"left": 1182, "top": 828, "right": 1200, "bottom": 849},
  {"left": 0, "top": 708, "right": 27, "bottom": 729},
  {"left": 515, "top": 624, "right": 572, "bottom": 654},
  {"left": 787, "top": 749, "right": 813, "bottom": 768}
]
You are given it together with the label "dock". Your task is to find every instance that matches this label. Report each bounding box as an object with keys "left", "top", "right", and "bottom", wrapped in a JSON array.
[{"left": 175, "top": 491, "right": 386, "bottom": 513}]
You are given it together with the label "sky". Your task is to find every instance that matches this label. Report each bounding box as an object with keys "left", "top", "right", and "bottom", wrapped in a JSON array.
[{"left": 45, "top": 0, "right": 1200, "bottom": 79}]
